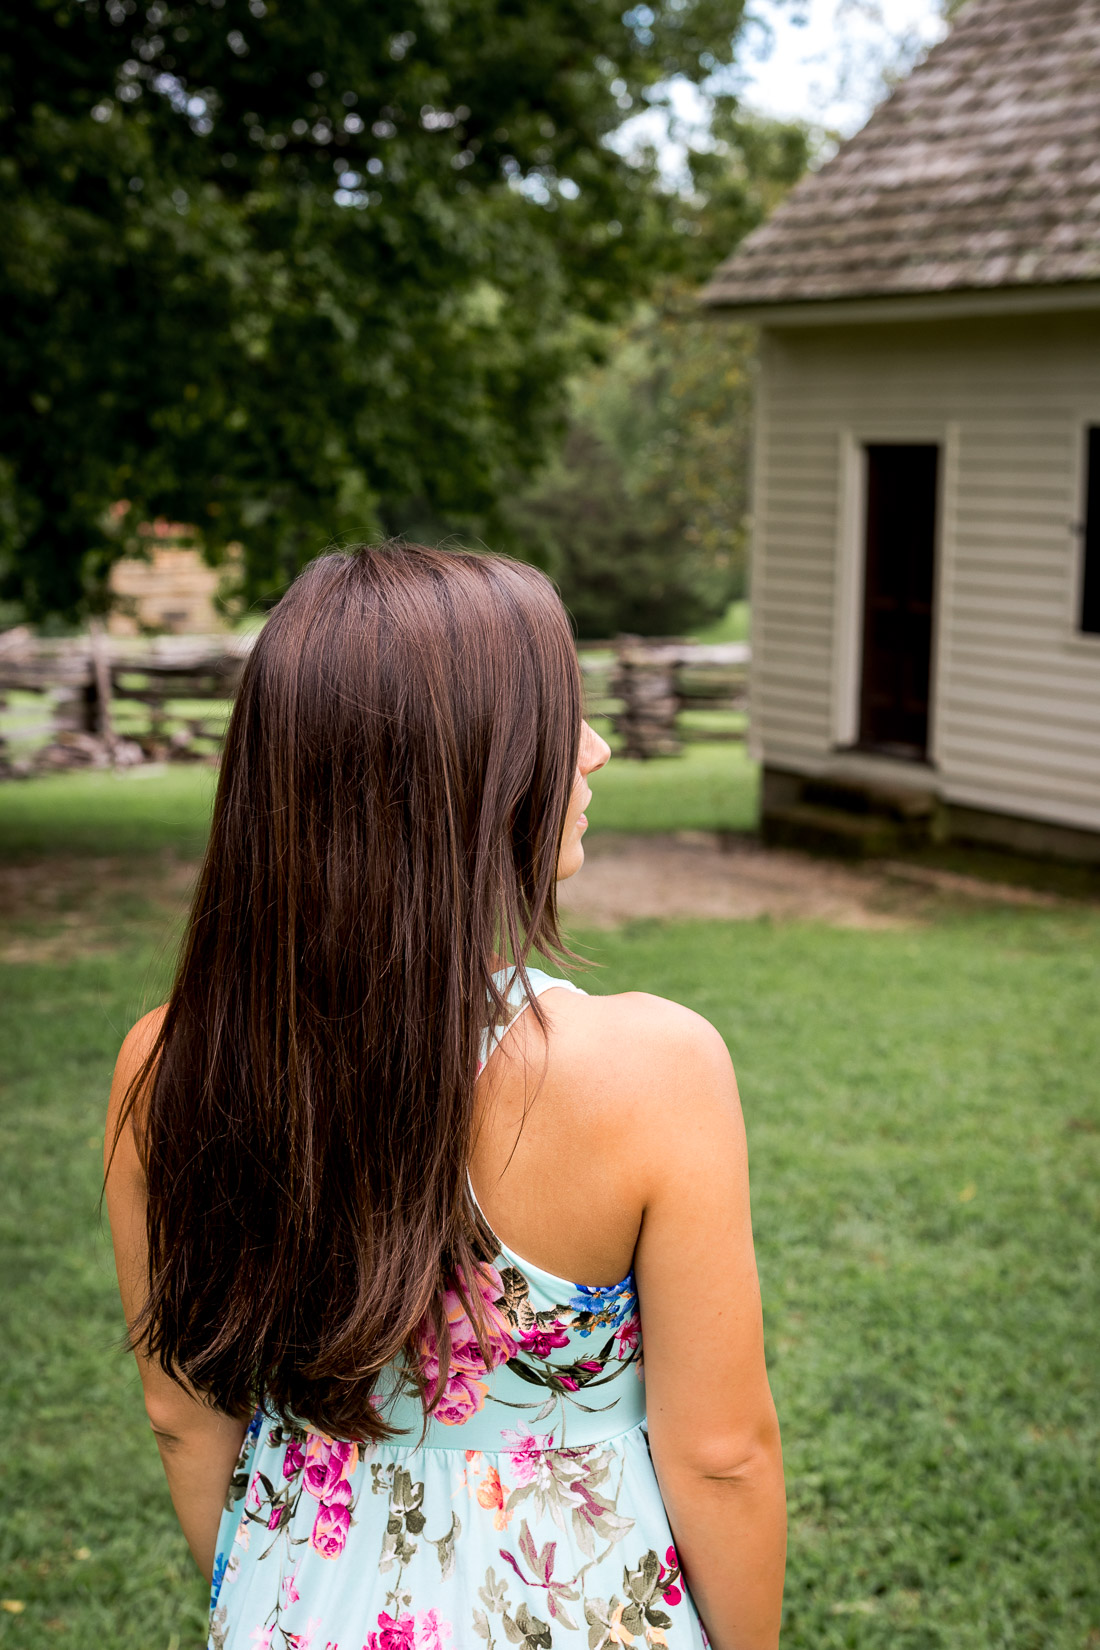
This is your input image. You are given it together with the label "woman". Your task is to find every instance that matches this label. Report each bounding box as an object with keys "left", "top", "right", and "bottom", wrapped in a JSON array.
[{"left": 105, "top": 543, "right": 785, "bottom": 1650}]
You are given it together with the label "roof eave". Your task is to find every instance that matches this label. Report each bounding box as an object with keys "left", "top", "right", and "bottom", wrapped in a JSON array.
[{"left": 699, "top": 282, "right": 1100, "bottom": 327}]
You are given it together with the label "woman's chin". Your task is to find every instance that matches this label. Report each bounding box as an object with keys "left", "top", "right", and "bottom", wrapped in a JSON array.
[{"left": 556, "top": 843, "right": 585, "bottom": 882}]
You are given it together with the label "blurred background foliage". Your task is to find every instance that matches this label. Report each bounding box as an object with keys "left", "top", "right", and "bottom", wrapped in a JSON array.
[
  {"left": 498, "top": 108, "right": 809, "bottom": 637},
  {"left": 0, "top": 0, "right": 809, "bottom": 631}
]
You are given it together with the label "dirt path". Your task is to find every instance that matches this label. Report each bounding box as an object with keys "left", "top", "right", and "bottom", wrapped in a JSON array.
[
  {"left": 0, "top": 854, "right": 196, "bottom": 963},
  {"left": 0, "top": 833, "right": 1082, "bottom": 963},
  {"left": 557, "top": 832, "right": 914, "bottom": 929},
  {"left": 558, "top": 831, "right": 1073, "bottom": 930}
]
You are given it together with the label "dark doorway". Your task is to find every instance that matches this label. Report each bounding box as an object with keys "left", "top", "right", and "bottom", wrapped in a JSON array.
[
  {"left": 858, "top": 443, "right": 939, "bottom": 759},
  {"left": 1081, "top": 425, "right": 1100, "bottom": 635}
]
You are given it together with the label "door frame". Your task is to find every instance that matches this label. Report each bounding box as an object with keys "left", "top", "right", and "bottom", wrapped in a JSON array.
[
  {"left": 1067, "top": 412, "right": 1100, "bottom": 648},
  {"left": 832, "top": 420, "right": 958, "bottom": 768}
]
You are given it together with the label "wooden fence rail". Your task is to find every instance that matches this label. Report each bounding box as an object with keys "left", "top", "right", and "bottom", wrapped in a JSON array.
[
  {"left": 0, "top": 628, "right": 255, "bottom": 775},
  {"left": 0, "top": 628, "right": 749, "bottom": 774},
  {"left": 581, "top": 637, "right": 750, "bottom": 758}
]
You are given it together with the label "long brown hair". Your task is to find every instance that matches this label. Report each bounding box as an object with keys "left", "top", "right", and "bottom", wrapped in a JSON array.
[{"left": 123, "top": 542, "right": 582, "bottom": 1440}]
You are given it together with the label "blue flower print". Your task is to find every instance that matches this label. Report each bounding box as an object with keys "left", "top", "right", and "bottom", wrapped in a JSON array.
[
  {"left": 567, "top": 1273, "right": 638, "bottom": 1336},
  {"left": 210, "top": 1549, "right": 228, "bottom": 1611}
]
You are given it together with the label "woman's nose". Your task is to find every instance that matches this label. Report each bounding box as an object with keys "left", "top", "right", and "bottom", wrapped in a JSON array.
[{"left": 579, "top": 722, "right": 612, "bottom": 777}]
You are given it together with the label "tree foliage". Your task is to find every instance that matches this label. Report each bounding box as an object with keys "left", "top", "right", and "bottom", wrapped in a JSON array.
[
  {"left": 501, "top": 104, "right": 810, "bottom": 638},
  {"left": 1, "top": 0, "right": 755, "bottom": 618}
]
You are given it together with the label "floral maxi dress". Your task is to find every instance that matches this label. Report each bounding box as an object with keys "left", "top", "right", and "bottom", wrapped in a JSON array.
[{"left": 208, "top": 970, "right": 708, "bottom": 1650}]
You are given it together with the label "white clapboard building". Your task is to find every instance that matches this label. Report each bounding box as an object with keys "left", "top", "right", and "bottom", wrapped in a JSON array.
[{"left": 703, "top": 0, "right": 1100, "bottom": 862}]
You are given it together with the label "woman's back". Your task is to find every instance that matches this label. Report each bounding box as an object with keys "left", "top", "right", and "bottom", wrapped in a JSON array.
[
  {"left": 210, "top": 970, "right": 702, "bottom": 1649},
  {"left": 105, "top": 545, "right": 784, "bottom": 1650}
]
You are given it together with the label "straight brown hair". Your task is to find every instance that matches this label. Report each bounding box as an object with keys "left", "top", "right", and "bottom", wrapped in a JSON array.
[{"left": 121, "top": 542, "right": 582, "bottom": 1441}]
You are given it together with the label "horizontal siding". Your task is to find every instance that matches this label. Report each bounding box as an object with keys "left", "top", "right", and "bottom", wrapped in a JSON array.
[
  {"left": 754, "top": 605, "right": 833, "bottom": 630},
  {"left": 943, "top": 541, "right": 1071, "bottom": 570},
  {"left": 756, "top": 678, "right": 836, "bottom": 713},
  {"left": 759, "top": 573, "right": 836, "bottom": 604},
  {"left": 756, "top": 674, "right": 835, "bottom": 706},
  {"left": 952, "top": 568, "right": 1074, "bottom": 599},
  {"left": 757, "top": 627, "right": 834, "bottom": 655},
  {"left": 936, "top": 753, "right": 1100, "bottom": 813},
  {"left": 947, "top": 679, "right": 1100, "bottom": 731},
  {"left": 953, "top": 522, "right": 1076, "bottom": 551},
  {"left": 753, "top": 312, "right": 1100, "bottom": 830},
  {"left": 946, "top": 653, "right": 1100, "bottom": 693},
  {"left": 939, "top": 627, "right": 1100, "bottom": 662},
  {"left": 940, "top": 716, "right": 1100, "bottom": 771},
  {"left": 950, "top": 597, "right": 1069, "bottom": 628}
]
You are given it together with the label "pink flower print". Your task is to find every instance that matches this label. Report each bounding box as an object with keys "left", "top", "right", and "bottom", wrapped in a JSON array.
[
  {"left": 519, "top": 1320, "right": 571, "bottom": 1358},
  {"left": 659, "top": 1544, "right": 683, "bottom": 1607},
  {"left": 364, "top": 1611, "right": 416, "bottom": 1650},
  {"left": 417, "top": 1265, "right": 517, "bottom": 1426},
  {"left": 267, "top": 1504, "right": 285, "bottom": 1531},
  {"left": 283, "top": 1438, "right": 306, "bottom": 1480},
  {"left": 560, "top": 1358, "right": 602, "bottom": 1392},
  {"left": 250, "top": 1629, "right": 275, "bottom": 1650},
  {"left": 310, "top": 1497, "right": 352, "bottom": 1559},
  {"left": 615, "top": 1311, "right": 642, "bottom": 1359},
  {"left": 303, "top": 1436, "right": 358, "bottom": 1502},
  {"left": 429, "top": 1366, "right": 479, "bottom": 1424},
  {"left": 457, "top": 1264, "right": 517, "bottom": 1363},
  {"left": 500, "top": 1427, "right": 553, "bottom": 1486},
  {"left": 244, "top": 1470, "right": 263, "bottom": 1512},
  {"left": 300, "top": 1435, "right": 356, "bottom": 1558},
  {"left": 280, "top": 1566, "right": 301, "bottom": 1611},
  {"left": 414, "top": 1609, "right": 452, "bottom": 1650},
  {"left": 284, "top": 1622, "right": 322, "bottom": 1650}
]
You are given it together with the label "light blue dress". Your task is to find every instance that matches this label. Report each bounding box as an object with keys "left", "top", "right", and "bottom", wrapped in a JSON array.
[{"left": 208, "top": 971, "right": 707, "bottom": 1650}]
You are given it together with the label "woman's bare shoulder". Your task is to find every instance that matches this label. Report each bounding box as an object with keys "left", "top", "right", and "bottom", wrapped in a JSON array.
[
  {"left": 548, "top": 985, "right": 730, "bottom": 1068},
  {"left": 105, "top": 1004, "right": 167, "bottom": 1170},
  {"left": 540, "top": 985, "right": 738, "bottom": 1135},
  {"left": 113, "top": 1003, "right": 168, "bottom": 1090}
]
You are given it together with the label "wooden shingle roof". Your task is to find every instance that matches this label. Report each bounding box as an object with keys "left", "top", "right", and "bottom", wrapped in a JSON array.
[{"left": 702, "top": 0, "right": 1100, "bottom": 310}]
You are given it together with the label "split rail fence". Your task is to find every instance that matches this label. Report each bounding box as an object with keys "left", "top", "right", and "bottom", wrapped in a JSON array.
[
  {"left": 581, "top": 637, "right": 749, "bottom": 758},
  {"left": 0, "top": 626, "right": 254, "bottom": 775},
  {"left": 0, "top": 629, "right": 749, "bottom": 775}
]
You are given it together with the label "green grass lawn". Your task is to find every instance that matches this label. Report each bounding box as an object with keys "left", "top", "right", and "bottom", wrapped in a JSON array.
[
  {"left": 585, "top": 740, "right": 759, "bottom": 835},
  {"left": 0, "top": 742, "right": 758, "bottom": 861},
  {"left": 0, "top": 766, "right": 217, "bottom": 862},
  {"left": 585, "top": 914, "right": 1100, "bottom": 1649},
  {"left": 1, "top": 763, "right": 1098, "bottom": 1648}
]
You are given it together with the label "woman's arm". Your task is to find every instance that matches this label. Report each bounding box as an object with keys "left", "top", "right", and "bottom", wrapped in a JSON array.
[
  {"left": 629, "top": 999, "right": 786, "bottom": 1650},
  {"left": 104, "top": 1011, "right": 248, "bottom": 1583}
]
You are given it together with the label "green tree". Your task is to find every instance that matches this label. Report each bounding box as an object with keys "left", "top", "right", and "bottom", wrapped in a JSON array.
[
  {"left": 501, "top": 105, "right": 810, "bottom": 638},
  {"left": 0, "top": 0, "right": 752, "bottom": 619}
]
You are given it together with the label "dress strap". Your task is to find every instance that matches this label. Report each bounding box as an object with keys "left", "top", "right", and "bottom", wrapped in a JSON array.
[
  {"left": 471, "top": 967, "right": 587, "bottom": 1257},
  {"left": 478, "top": 967, "right": 585, "bottom": 1071}
]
